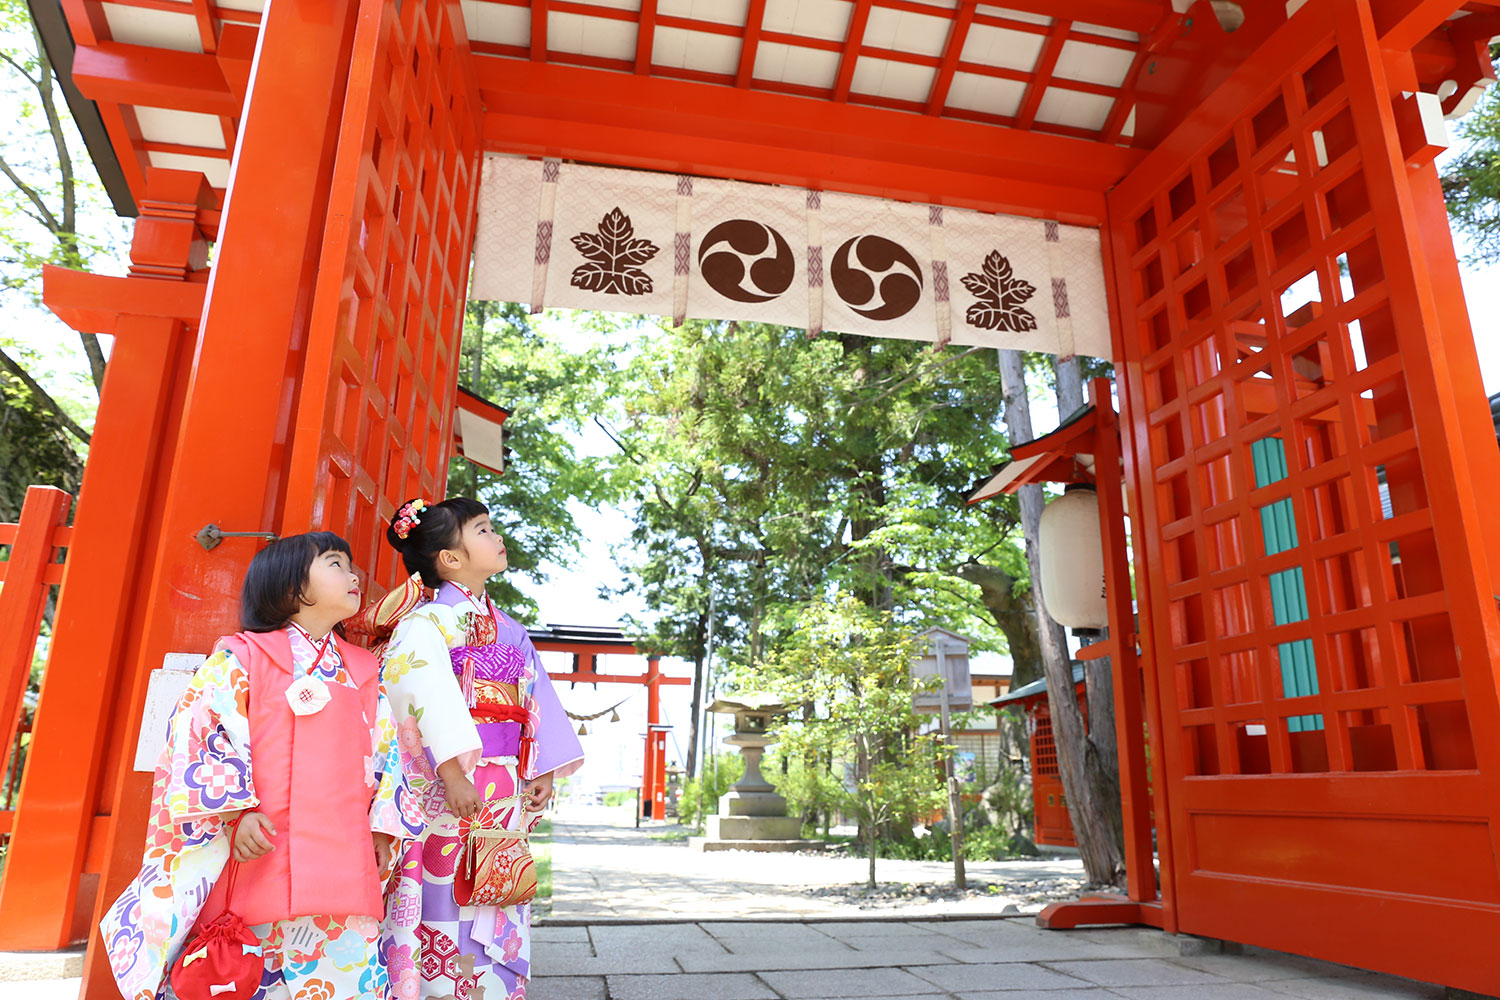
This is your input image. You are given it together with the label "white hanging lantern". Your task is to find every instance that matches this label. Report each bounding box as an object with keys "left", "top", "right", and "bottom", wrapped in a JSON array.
[{"left": 1038, "top": 485, "right": 1108, "bottom": 630}]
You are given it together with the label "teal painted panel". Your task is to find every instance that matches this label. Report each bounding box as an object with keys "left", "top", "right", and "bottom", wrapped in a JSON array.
[{"left": 1253, "top": 438, "right": 1324, "bottom": 732}]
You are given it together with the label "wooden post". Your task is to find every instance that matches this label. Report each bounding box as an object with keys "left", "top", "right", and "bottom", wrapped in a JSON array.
[
  {"left": 937, "top": 642, "right": 966, "bottom": 889},
  {"left": 0, "top": 486, "right": 72, "bottom": 801},
  {"left": 0, "top": 170, "right": 213, "bottom": 951}
]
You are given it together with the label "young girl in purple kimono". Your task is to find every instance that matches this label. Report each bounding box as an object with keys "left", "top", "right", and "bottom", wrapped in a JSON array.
[{"left": 376, "top": 497, "right": 583, "bottom": 1000}]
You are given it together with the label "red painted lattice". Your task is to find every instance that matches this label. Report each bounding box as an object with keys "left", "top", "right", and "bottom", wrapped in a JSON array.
[
  {"left": 1108, "top": 0, "right": 1500, "bottom": 989},
  {"left": 283, "top": 0, "right": 484, "bottom": 593}
]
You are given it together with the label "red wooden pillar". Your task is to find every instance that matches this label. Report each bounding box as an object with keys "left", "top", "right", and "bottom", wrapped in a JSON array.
[
  {"left": 0, "top": 169, "right": 212, "bottom": 950},
  {"left": 642, "top": 654, "right": 662, "bottom": 819},
  {"left": 67, "top": 3, "right": 365, "bottom": 992}
]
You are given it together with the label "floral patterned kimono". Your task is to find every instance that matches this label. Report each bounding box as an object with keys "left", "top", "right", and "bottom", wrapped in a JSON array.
[
  {"left": 380, "top": 582, "right": 584, "bottom": 1000},
  {"left": 100, "top": 626, "right": 422, "bottom": 1000}
]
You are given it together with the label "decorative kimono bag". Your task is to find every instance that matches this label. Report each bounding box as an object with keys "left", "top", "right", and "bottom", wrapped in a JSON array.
[
  {"left": 452, "top": 799, "right": 537, "bottom": 908},
  {"left": 169, "top": 819, "right": 265, "bottom": 1000}
]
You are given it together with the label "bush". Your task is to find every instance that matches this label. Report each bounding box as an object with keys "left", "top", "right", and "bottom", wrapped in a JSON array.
[
  {"left": 603, "top": 790, "right": 636, "bottom": 808},
  {"left": 677, "top": 753, "right": 744, "bottom": 829}
]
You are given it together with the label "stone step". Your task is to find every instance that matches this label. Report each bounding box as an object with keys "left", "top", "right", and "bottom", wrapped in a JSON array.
[
  {"left": 687, "top": 837, "right": 826, "bottom": 852},
  {"left": 704, "top": 815, "right": 805, "bottom": 841}
]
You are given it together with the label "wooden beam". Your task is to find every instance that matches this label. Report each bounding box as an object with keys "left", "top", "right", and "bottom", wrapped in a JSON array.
[
  {"left": 833, "top": 0, "right": 873, "bottom": 102},
  {"left": 737, "top": 0, "right": 768, "bottom": 88},
  {"left": 1014, "top": 18, "right": 1072, "bottom": 131},
  {"left": 926, "top": 1, "right": 975, "bottom": 114},
  {"left": 477, "top": 58, "right": 1145, "bottom": 223},
  {"left": 976, "top": 0, "right": 1166, "bottom": 33},
  {"left": 71, "top": 42, "right": 242, "bottom": 117},
  {"left": 1371, "top": 0, "right": 1470, "bottom": 52},
  {"left": 636, "top": 0, "right": 657, "bottom": 74},
  {"left": 532, "top": 0, "right": 549, "bottom": 61}
]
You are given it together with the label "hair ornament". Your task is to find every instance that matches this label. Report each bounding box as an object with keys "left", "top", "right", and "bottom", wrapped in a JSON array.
[{"left": 393, "top": 498, "right": 428, "bottom": 540}]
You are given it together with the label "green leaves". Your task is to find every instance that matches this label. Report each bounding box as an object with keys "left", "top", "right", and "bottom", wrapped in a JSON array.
[
  {"left": 448, "top": 302, "right": 628, "bottom": 620},
  {"left": 748, "top": 592, "right": 946, "bottom": 834},
  {"left": 1442, "top": 49, "right": 1500, "bottom": 265}
]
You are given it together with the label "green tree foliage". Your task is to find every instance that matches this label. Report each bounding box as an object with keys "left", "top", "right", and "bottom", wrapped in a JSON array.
[
  {"left": 1, "top": 2, "right": 128, "bottom": 507},
  {"left": 748, "top": 593, "right": 946, "bottom": 888},
  {"left": 446, "top": 302, "right": 623, "bottom": 620},
  {"left": 0, "top": 367, "right": 81, "bottom": 520},
  {"left": 1441, "top": 48, "right": 1500, "bottom": 264},
  {"left": 605, "top": 319, "right": 1033, "bottom": 675},
  {"left": 676, "top": 752, "right": 744, "bottom": 829}
]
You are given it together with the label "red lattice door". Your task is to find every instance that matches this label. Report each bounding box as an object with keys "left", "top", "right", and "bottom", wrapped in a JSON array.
[
  {"left": 283, "top": 0, "right": 483, "bottom": 592},
  {"left": 1108, "top": 1, "right": 1500, "bottom": 992}
]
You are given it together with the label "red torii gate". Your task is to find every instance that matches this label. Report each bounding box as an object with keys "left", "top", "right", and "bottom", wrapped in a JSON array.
[
  {"left": 527, "top": 624, "right": 690, "bottom": 821},
  {"left": 3, "top": 1, "right": 1500, "bottom": 997}
]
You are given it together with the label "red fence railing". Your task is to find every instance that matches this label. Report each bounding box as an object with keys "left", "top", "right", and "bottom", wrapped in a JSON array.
[{"left": 0, "top": 486, "right": 72, "bottom": 840}]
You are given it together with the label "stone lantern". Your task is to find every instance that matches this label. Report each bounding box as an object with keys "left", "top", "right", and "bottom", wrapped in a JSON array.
[{"left": 689, "top": 694, "right": 821, "bottom": 852}]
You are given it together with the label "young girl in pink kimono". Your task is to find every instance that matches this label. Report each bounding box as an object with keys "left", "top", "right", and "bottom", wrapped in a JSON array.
[
  {"left": 376, "top": 497, "right": 583, "bottom": 1000},
  {"left": 100, "top": 531, "right": 423, "bottom": 1000}
]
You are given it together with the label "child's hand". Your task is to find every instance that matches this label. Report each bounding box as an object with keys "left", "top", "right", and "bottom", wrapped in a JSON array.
[
  {"left": 444, "top": 774, "right": 482, "bottom": 819},
  {"left": 233, "top": 812, "right": 276, "bottom": 862},
  {"left": 523, "top": 772, "right": 554, "bottom": 812},
  {"left": 373, "top": 832, "right": 394, "bottom": 874}
]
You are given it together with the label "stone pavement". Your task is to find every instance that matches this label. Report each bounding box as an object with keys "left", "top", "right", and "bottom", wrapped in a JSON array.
[
  {"left": 548, "top": 806, "right": 1085, "bottom": 921},
  {"left": 0, "top": 805, "right": 1456, "bottom": 998},
  {"left": 529, "top": 918, "right": 1447, "bottom": 1000},
  {"left": 535, "top": 806, "right": 1450, "bottom": 999}
]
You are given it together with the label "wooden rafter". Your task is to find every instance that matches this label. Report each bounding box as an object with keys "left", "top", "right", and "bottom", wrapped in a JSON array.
[
  {"left": 1100, "top": 45, "right": 1151, "bottom": 143},
  {"left": 833, "top": 0, "right": 873, "bottom": 102},
  {"left": 531, "top": 0, "right": 549, "bottom": 61},
  {"left": 188, "top": 0, "right": 217, "bottom": 54},
  {"left": 737, "top": 0, "right": 768, "bottom": 88},
  {"left": 636, "top": 0, "right": 657, "bottom": 74},
  {"left": 1015, "top": 18, "right": 1072, "bottom": 131},
  {"left": 926, "top": 1, "right": 975, "bottom": 114}
]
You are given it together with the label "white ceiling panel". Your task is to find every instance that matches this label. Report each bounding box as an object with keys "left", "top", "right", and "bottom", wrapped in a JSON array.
[
  {"left": 462, "top": 0, "right": 530, "bottom": 46},
  {"left": 101, "top": 4, "right": 202, "bottom": 53},
  {"left": 1053, "top": 39, "right": 1135, "bottom": 87},
  {"left": 863, "top": 6, "right": 953, "bottom": 57},
  {"left": 133, "top": 107, "right": 227, "bottom": 150},
  {"left": 548, "top": 10, "right": 637, "bottom": 60},
  {"left": 849, "top": 56, "right": 936, "bottom": 103},
  {"left": 763, "top": 0, "right": 854, "bottom": 42},
  {"left": 944, "top": 71, "right": 1026, "bottom": 117},
  {"left": 1034, "top": 88, "right": 1115, "bottom": 131},
  {"left": 975, "top": 5, "right": 1051, "bottom": 27},
  {"left": 961, "top": 21, "right": 1045, "bottom": 72},
  {"left": 149, "top": 151, "right": 230, "bottom": 189},
  {"left": 653, "top": 26, "right": 742, "bottom": 73},
  {"left": 755, "top": 41, "right": 842, "bottom": 88},
  {"left": 659, "top": 0, "right": 750, "bottom": 27}
]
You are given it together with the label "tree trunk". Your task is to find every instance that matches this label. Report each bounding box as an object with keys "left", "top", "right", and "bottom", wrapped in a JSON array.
[
  {"left": 686, "top": 652, "right": 705, "bottom": 778},
  {"left": 1053, "top": 356, "right": 1128, "bottom": 873},
  {"left": 999, "top": 349, "right": 1125, "bottom": 886},
  {"left": 685, "top": 605, "right": 709, "bottom": 779},
  {"left": 955, "top": 563, "right": 1045, "bottom": 690}
]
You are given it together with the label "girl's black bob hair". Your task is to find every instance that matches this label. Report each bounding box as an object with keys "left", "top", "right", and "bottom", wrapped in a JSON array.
[
  {"left": 386, "top": 496, "right": 490, "bottom": 588},
  {"left": 240, "top": 531, "right": 353, "bottom": 633}
]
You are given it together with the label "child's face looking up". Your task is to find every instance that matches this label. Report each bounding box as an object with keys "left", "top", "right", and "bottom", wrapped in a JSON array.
[
  {"left": 460, "top": 515, "right": 508, "bottom": 578},
  {"left": 303, "top": 549, "right": 362, "bottom": 620}
]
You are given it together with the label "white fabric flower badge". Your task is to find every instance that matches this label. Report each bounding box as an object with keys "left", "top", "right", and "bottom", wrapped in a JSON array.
[{"left": 286, "top": 675, "right": 331, "bottom": 716}]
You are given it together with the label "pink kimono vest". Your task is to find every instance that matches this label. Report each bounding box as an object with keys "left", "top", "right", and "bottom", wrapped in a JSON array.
[{"left": 202, "top": 628, "right": 383, "bottom": 925}]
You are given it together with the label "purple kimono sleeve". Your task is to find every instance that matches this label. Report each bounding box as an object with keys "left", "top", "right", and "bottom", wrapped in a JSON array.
[{"left": 526, "top": 642, "right": 585, "bottom": 779}]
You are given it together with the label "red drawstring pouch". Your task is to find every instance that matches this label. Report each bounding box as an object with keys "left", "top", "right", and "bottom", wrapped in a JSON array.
[{"left": 169, "top": 818, "right": 265, "bottom": 1000}]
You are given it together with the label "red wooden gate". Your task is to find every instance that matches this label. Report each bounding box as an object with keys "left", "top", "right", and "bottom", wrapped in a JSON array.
[{"left": 1109, "top": 1, "right": 1500, "bottom": 991}]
